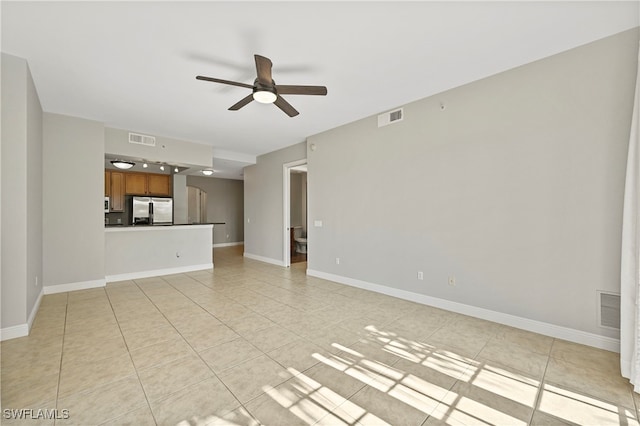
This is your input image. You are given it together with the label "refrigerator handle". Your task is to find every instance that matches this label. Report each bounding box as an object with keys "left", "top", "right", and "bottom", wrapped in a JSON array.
[{"left": 149, "top": 203, "right": 153, "bottom": 215}]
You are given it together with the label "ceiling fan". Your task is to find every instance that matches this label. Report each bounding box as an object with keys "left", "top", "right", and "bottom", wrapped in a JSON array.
[{"left": 196, "top": 54, "right": 327, "bottom": 117}]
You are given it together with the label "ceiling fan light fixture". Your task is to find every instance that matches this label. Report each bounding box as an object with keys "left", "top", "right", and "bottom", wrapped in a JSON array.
[
  {"left": 111, "top": 160, "right": 135, "bottom": 170},
  {"left": 253, "top": 90, "right": 277, "bottom": 104},
  {"left": 201, "top": 170, "right": 214, "bottom": 176}
]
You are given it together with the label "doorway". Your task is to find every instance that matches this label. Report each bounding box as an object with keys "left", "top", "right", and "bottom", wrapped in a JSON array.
[
  {"left": 283, "top": 160, "right": 308, "bottom": 267},
  {"left": 187, "top": 186, "right": 207, "bottom": 224}
]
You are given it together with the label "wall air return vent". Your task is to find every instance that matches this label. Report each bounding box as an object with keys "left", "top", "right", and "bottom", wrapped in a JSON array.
[
  {"left": 378, "top": 108, "right": 403, "bottom": 128},
  {"left": 597, "top": 291, "right": 620, "bottom": 330},
  {"left": 129, "top": 132, "right": 156, "bottom": 147}
]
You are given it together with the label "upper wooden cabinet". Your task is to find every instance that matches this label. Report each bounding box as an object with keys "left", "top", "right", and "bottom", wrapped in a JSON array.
[
  {"left": 105, "top": 170, "right": 172, "bottom": 198},
  {"left": 124, "top": 172, "right": 171, "bottom": 196},
  {"left": 147, "top": 174, "right": 171, "bottom": 196},
  {"left": 105, "top": 171, "right": 110, "bottom": 196},
  {"left": 110, "top": 172, "right": 125, "bottom": 212},
  {"left": 125, "top": 173, "right": 147, "bottom": 195}
]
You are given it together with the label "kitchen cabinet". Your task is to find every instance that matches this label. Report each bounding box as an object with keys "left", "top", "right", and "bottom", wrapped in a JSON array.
[
  {"left": 105, "top": 171, "right": 110, "bottom": 196},
  {"left": 125, "top": 173, "right": 147, "bottom": 195},
  {"left": 124, "top": 172, "right": 171, "bottom": 196},
  {"left": 110, "top": 172, "right": 125, "bottom": 212},
  {"left": 148, "top": 174, "right": 171, "bottom": 196}
]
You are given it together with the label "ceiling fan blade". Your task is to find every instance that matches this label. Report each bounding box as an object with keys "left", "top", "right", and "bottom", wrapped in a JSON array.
[
  {"left": 228, "top": 94, "right": 254, "bottom": 111},
  {"left": 196, "top": 76, "right": 254, "bottom": 89},
  {"left": 254, "top": 55, "right": 273, "bottom": 85},
  {"left": 274, "top": 96, "right": 299, "bottom": 117},
  {"left": 275, "top": 85, "right": 328, "bottom": 96}
]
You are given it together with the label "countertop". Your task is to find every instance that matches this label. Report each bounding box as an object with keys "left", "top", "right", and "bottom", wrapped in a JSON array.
[{"left": 105, "top": 222, "right": 225, "bottom": 228}]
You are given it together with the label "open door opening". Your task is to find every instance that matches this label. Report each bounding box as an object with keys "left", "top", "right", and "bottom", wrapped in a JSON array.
[{"left": 283, "top": 160, "right": 307, "bottom": 268}]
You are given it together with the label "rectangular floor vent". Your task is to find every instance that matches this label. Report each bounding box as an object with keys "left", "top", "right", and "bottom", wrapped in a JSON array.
[
  {"left": 378, "top": 108, "right": 403, "bottom": 127},
  {"left": 129, "top": 132, "right": 156, "bottom": 147},
  {"left": 598, "top": 291, "right": 620, "bottom": 330}
]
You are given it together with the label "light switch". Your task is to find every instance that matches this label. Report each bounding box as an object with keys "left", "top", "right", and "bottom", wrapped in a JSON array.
[{"left": 314, "top": 220, "right": 323, "bottom": 227}]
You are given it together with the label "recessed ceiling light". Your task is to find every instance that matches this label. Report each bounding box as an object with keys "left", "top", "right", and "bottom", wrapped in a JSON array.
[
  {"left": 201, "top": 170, "right": 214, "bottom": 176},
  {"left": 160, "top": 165, "right": 165, "bottom": 171},
  {"left": 143, "top": 163, "right": 148, "bottom": 168}
]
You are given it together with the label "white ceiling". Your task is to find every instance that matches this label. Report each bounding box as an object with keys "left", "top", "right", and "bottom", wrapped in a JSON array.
[{"left": 3, "top": 1, "right": 639, "bottom": 178}]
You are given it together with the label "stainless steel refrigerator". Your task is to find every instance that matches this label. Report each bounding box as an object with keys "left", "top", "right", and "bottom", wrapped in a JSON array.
[{"left": 132, "top": 197, "right": 173, "bottom": 225}]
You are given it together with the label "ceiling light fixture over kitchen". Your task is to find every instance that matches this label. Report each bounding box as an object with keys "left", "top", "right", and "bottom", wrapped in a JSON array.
[
  {"left": 174, "top": 167, "right": 179, "bottom": 173},
  {"left": 201, "top": 170, "right": 214, "bottom": 176},
  {"left": 143, "top": 163, "right": 148, "bottom": 168},
  {"left": 160, "top": 165, "right": 165, "bottom": 171},
  {"left": 111, "top": 160, "right": 135, "bottom": 170}
]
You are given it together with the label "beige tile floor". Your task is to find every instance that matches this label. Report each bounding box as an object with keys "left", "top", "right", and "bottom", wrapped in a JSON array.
[{"left": 1, "top": 246, "right": 638, "bottom": 425}]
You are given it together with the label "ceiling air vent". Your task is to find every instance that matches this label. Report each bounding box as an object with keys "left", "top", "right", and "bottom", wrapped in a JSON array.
[
  {"left": 129, "top": 132, "right": 156, "bottom": 147},
  {"left": 378, "top": 108, "right": 403, "bottom": 128},
  {"left": 598, "top": 291, "right": 620, "bottom": 330}
]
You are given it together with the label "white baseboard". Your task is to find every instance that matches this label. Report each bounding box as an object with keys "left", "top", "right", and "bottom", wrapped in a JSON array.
[
  {"left": 43, "top": 278, "right": 106, "bottom": 295},
  {"left": 0, "top": 289, "right": 44, "bottom": 342},
  {"left": 243, "top": 252, "right": 285, "bottom": 267},
  {"left": 213, "top": 241, "right": 244, "bottom": 248},
  {"left": 0, "top": 324, "right": 29, "bottom": 341},
  {"left": 28, "top": 288, "right": 44, "bottom": 330},
  {"left": 106, "top": 263, "right": 214, "bottom": 283},
  {"left": 306, "top": 269, "right": 620, "bottom": 353}
]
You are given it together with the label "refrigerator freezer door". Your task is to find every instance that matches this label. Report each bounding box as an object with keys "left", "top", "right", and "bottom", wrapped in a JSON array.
[
  {"left": 132, "top": 197, "right": 151, "bottom": 223},
  {"left": 151, "top": 198, "right": 173, "bottom": 224}
]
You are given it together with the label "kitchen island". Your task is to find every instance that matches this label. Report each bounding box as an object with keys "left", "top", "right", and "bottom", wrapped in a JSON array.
[{"left": 105, "top": 223, "right": 222, "bottom": 282}]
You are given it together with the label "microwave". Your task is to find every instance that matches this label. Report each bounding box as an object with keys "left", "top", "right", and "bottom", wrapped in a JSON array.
[{"left": 104, "top": 197, "right": 110, "bottom": 213}]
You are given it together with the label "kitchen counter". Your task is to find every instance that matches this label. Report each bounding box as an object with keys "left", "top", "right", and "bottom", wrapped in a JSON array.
[
  {"left": 105, "top": 223, "right": 216, "bottom": 282},
  {"left": 105, "top": 222, "right": 225, "bottom": 228}
]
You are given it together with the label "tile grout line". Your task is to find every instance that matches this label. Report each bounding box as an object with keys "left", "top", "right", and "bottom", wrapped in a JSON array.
[
  {"left": 132, "top": 275, "right": 256, "bottom": 424},
  {"left": 166, "top": 268, "right": 364, "bottom": 419},
  {"left": 52, "top": 292, "right": 69, "bottom": 426},
  {"left": 163, "top": 273, "right": 316, "bottom": 422},
  {"left": 528, "top": 337, "right": 556, "bottom": 425},
  {"left": 104, "top": 282, "right": 160, "bottom": 426}
]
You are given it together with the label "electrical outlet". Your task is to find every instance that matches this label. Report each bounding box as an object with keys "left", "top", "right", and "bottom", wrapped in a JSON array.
[
  {"left": 336, "top": 258, "right": 340, "bottom": 265},
  {"left": 176, "top": 252, "right": 181, "bottom": 258},
  {"left": 417, "top": 271, "right": 424, "bottom": 280},
  {"left": 448, "top": 276, "right": 456, "bottom": 286}
]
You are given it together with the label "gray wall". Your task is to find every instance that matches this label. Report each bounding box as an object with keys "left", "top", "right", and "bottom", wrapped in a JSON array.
[
  {"left": 186, "top": 176, "right": 244, "bottom": 245},
  {"left": 244, "top": 142, "right": 307, "bottom": 262},
  {"left": 1, "top": 53, "right": 43, "bottom": 329},
  {"left": 26, "top": 55, "right": 43, "bottom": 318},
  {"left": 173, "top": 174, "right": 188, "bottom": 225},
  {"left": 306, "top": 28, "right": 639, "bottom": 338},
  {"left": 43, "top": 113, "right": 105, "bottom": 289}
]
